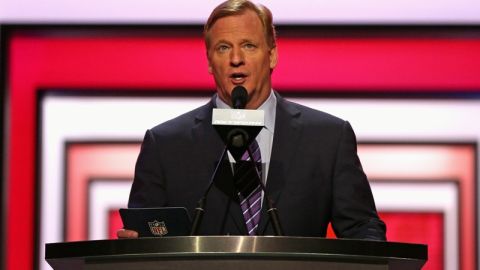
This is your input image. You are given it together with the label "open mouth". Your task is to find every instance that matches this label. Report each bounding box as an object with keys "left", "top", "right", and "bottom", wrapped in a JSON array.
[{"left": 230, "top": 73, "right": 247, "bottom": 84}]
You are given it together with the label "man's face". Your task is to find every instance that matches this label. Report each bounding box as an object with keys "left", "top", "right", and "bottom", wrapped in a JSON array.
[{"left": 206, "top": 10, "right": 278, "bottom": 109}]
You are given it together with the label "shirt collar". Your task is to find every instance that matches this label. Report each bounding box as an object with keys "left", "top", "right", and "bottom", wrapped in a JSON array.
[{"left": 215, "top": 90, "right": 276, "bottom": 133}]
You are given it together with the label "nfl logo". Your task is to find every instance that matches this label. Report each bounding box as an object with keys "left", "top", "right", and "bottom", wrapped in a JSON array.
[{"left": 148, "top": 220, "right": 168, "bottom": 236}]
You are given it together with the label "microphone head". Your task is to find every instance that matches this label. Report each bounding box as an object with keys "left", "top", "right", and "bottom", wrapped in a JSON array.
[{"left": 231, "top": 86, "right": 248, "bottom": 109}]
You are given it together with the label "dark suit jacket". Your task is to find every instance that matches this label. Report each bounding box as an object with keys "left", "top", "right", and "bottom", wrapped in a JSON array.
[{"left": 128, "top": 92, "right": 386, "bottom": 240}]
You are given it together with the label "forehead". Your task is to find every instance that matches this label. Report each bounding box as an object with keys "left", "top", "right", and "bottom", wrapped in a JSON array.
[{"left": 208, "top": 10, "right": 265, "bottom": 44}]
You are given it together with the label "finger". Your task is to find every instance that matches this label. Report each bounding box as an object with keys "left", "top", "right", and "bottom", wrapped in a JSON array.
[{"left": 117, "top": 229, "right": 139, "bottom": 239}]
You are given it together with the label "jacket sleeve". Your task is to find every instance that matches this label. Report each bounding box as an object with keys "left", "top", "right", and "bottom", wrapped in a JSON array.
[
  {"left": 128, "top": 129, "right": 167, "bottom": 208},
  {"left": 331, "top": 121, "right": 387, "bottom": 240}
]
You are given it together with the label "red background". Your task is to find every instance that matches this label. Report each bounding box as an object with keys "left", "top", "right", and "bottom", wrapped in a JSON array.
[{"left": 3, "top": 27, "right": 480, "bottom": 270}]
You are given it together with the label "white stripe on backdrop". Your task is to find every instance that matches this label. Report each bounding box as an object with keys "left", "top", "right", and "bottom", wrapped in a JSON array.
[
  {"left": 41, "top": 96, "right": 480, "bottom": 270},
  {"left": 1, "top": 0, "right": 480, "bottom": 24}
]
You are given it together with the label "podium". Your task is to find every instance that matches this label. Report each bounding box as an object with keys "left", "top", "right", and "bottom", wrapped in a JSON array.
[{"left": 45, "top": 236, "right": 427, "bottom": 270}]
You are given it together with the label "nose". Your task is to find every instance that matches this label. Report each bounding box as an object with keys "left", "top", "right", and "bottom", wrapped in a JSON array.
[{"left": 230, "top": 47, "right": 244, "bottom": 67}]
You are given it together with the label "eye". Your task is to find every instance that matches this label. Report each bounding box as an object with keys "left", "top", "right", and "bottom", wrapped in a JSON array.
[
  {"left": 243, "top": 43, "right": 257, "bottom": 50},
  {"left": 216, "top": 44, "right": 230, "bottom": 53}
]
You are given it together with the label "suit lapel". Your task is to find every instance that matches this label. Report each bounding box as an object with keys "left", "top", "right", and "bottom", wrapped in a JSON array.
[
  {"left": 191, "top": 99, "right": 225, "bottom": 174},
  {"left": 258, "top": 93, "right": 302, "bottom": 235}
]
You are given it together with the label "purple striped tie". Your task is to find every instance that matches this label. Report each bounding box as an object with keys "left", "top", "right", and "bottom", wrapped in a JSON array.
[{"left": 238, "top": 140, "right": 262, "bottom": 235}]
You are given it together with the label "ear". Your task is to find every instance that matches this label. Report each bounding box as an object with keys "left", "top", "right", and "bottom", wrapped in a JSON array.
[
  {"left": 269, "top": 46, "right": 278, "bottom": 69},
  {"left": 207, "top": 51, "right": 213, "bottom": 74}
]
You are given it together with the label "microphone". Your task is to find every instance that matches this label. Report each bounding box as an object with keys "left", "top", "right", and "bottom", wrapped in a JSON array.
[
  {"left": 212, "top": 87, "right": 264, "bottom": 161},
  {"left": 191, "top": 86, "right": 283, "bottom": 236},
  {"left": 231, "top": 86, "right": 248, "bottom": 109},
  {"left": 229, "top": 86, "right": 248, "bottom": 149},
  {"left": 191, "top": 86, "right": 260, "bottom": 235},
  {"left": 191, "top": 86, "right": 253, "bottom": 235},
  {"left": 229, "top": 86, "right": 283, "bottom": 235}
]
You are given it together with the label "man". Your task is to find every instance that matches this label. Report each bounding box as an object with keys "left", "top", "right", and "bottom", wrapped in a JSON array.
[{"left": 118, "top": 0, "right": 386, "bottom": 240}]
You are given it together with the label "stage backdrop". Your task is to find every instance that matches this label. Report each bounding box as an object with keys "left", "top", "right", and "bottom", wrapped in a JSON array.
[{"left": 2, "top": 24, "right": 480, "bottom": 270}]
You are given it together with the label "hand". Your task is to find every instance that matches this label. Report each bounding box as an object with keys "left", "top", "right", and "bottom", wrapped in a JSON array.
[{"left": 117, "top": 229, "right": 139, "bottom": 239}]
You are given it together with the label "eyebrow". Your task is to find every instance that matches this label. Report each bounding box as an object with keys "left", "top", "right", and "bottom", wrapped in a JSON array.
[
  {"left": 211, "top": 39, "right": 230, "bottom": 47},
  {"left": 240, "top": 39, "right": 255, "bottom": 43},
  {"left": 213, "top": 38, "right": 257, "bottom": 46}
]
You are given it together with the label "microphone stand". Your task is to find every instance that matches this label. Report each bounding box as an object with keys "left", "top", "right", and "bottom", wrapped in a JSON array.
[
  {"left": 197, "top": 86, "right": 283, "bottom": 236},
  {"left": 245, "top": 145, "right": 284, "bottom": 236},
  {"left": 191, "top": 142, "right": 284, "bottom": 236},
  {"left": 190, "top": 146, "right": 228, "bottom": 235}
]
